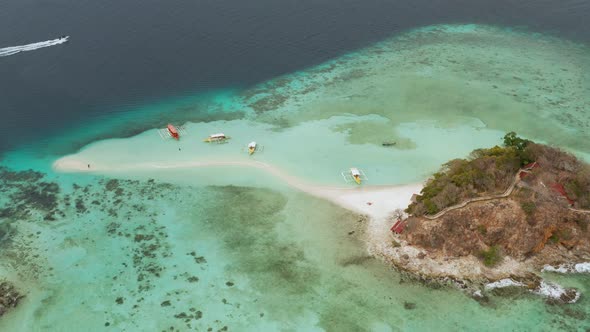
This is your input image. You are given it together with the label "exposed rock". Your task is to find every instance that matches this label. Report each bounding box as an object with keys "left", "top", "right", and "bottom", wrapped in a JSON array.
[{"left": 404, "top": 196, "right": 590, "bottom": 272}]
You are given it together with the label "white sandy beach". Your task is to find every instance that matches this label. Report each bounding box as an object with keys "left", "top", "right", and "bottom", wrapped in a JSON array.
[{"left": 53, "top": 156, "right": 423, "bottom": 224}]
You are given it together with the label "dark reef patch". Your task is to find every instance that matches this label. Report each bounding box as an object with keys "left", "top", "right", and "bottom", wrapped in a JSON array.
[
  {"left": 0, "top": 281, "right": 24, "bottom": 317},
  {"left": 200, "top": 186, "right": 321, "bottom": 295},
  {"left": 0, "top": 167, "right": 44, "bottom": 183},
  {"left": 0, "top": 167, "right": 61, "bottom": 225},
  {"left": 403, "top": 301, "right": 416, "bottom": 310},
  {"left": 0, "top": 167, "right": 189, "bottom": 326},
  {"left": 340, "top": 255, "right": 375, "bottom": 267}
]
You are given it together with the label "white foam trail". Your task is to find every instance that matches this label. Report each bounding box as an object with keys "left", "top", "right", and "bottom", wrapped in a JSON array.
[{"left": 0, "top": 36, "right": 69, "bottom": 57}]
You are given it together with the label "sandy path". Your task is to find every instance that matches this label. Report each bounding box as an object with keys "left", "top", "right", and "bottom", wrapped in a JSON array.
[
  {"left": 53, "top": 156, "right": 425, "bottom": 281},
  {"left": 53, "top": 157, "right": 422, "bottom": 226}
]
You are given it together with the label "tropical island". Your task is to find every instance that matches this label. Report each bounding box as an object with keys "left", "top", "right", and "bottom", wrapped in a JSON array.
[
  {"left": 51, "top": 127, "right": 590, "bottom": 304},
  {"left": 383, "top": 133, "right": 590, "bottom": 302},
  {"left": 4, "top": 22, "right": 590, "bottom": 330}
]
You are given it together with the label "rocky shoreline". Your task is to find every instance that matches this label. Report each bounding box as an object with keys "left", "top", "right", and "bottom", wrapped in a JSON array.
[
  {"left": 364, "top": 211, "right": 587, "bottom": 304},
  {"left": 372, "top": 238, "right": 585, "bottom": 304},
  {"left": 543, "top": 262, "right": 590, "bottom": 274},
  {"left": 369, "top": 137, "right": 590, "bottom": 304}
]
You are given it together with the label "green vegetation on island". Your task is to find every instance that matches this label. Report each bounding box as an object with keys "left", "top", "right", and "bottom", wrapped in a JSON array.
[
  {"left": 478, "top": 245, "right": 502, "bottom": 267},
  {"left": 404, "top": 133, "right": 590, "bottom": 273},
  {"left": 406, "top": 132, "right": 590, "bottom": 216}
]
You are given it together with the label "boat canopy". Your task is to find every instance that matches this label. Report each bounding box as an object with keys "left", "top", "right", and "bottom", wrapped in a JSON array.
[
  {"left": 210, "top": 133, "right": 226, "bottom": 138},
  {"left": 167, "top": 124, "right": 178, "bottom": 133},
  {"left": 248, "top": 141, "right": 257, "bottom": 148},
  {"left": 351, "top": 168, "right": 361, "bottom": 176}
]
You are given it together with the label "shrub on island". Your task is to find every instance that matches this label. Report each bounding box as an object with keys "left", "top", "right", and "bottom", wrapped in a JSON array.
[
  {"left": 406, "top": 132, "right": 590, "bottom": 216},
  {"left": 478, "top": 245, "right": 503, "bottom": 267}
]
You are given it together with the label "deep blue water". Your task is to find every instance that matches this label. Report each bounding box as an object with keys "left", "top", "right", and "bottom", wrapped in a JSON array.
[{"left": 1, "top": 0, "right": 590, "bottom": 154}]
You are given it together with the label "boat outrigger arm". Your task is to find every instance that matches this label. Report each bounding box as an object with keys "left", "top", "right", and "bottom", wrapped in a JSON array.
[{"left": 341, "top": 167, "right": 368, "bottom": 184}]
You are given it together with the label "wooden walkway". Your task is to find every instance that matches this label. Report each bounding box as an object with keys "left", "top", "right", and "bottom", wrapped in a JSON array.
[
  {"left": 570, "top": 207, "right": 590, "bottom": 214},
  {"left": 422, "top": 170, "right": 590, "bottom": 220}
]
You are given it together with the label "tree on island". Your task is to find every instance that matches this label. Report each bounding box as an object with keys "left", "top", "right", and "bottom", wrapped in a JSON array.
[
  {"left": 392, "top": 208, "right": 405, "bottom": 220},
  {"left": 503, "top": 131, "right": 531, "bottom": 151}
]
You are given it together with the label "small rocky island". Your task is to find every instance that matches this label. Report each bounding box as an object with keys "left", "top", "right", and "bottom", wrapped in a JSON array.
[{"left": 386, "top": 133, "right": 590, "bottom": 302}]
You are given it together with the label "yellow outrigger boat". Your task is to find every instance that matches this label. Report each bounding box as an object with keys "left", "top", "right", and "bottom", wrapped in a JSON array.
[
  {"left": 350, "top": 168, "right": 362, "bottom": 184},
  {"left": 248, "top": 141, "right": 257, "bottom": 155},
  {"left": 340, "top": 167, "right": 367, "bottom": 184},
  {"left": 204, "top": 133, "right": 230, "bottom": 143}
]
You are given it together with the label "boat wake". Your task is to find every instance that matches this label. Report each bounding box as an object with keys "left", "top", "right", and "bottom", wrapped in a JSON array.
[{"left": 0, "top": 36, "right": 69, "bottom": 57}]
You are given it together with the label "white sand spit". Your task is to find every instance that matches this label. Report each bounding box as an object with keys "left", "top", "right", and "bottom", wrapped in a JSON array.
[{"left": 53, "top": 156, "right": 423, "bottom": 224}]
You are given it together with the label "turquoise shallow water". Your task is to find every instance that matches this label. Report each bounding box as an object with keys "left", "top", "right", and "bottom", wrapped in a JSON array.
[
  {"left": 1, "top": 24, "right": 590, "bottom": 331},
  {"left": 1, "top": 171, "right": 589, "bottom": 331}
]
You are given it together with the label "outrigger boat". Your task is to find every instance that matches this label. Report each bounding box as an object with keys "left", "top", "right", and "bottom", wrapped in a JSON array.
[
  {"left": 248, "top": 141, "right": 257, "bottom": 155},
  {"left": 167, "top": 124, "right": 179, "bottom": 140},
  {"left": 351, "top": 168, "right": 362, "bottom": 184},
  {"left": 157, "top": 123, "right": 187, "bottom": 140},
  {"left": 204, "top": 133, "right": 230, "bottom": 143},
  {"left": 242, "top": 141, "right": 264, "bottom": 155},
  {"left": 341, "top": 167, "right": 368, "bottom": 185}
]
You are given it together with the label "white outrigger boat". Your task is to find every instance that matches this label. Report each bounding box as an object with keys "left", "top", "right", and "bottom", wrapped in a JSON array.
[
  {"left": 203, "top": 133, "right": 230, "bottom": 143},
  {"left": 248, "top": 141, "right": 257, "bottom": 155},
  {"left": 240, "top": 141, "right": 264, "bottom": 155},
  {"left": 351, "top": 168, "right": 362, "bottom": 184},
  {"left": 341, "top": 167, "right": 368, "bottom": 185}
]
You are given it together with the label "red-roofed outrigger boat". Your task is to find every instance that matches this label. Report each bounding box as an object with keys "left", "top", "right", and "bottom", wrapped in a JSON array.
[{"left": 167, "top": 124, "right": 179, "bottom": 140}]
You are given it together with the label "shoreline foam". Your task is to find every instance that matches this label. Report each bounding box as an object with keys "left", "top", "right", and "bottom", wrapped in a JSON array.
[{"left": 543, "top": 262, "right": 590, "bottom": 274}]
